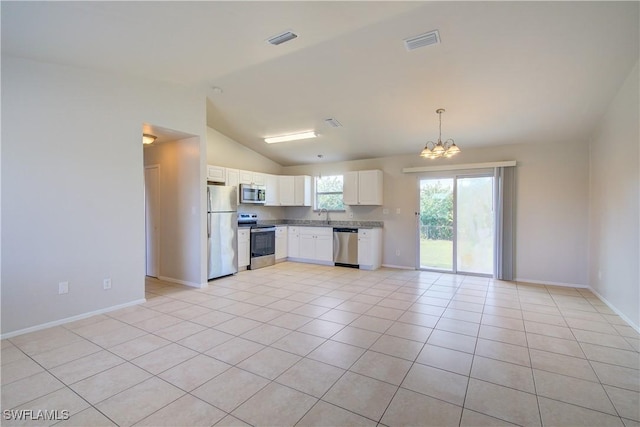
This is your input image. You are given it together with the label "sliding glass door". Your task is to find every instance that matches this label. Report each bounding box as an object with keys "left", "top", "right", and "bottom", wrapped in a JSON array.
[
  {"left": 419, "top": 179, "right": 454, "bottom": 270},
  {"left": 419, "top": 174, "right": 494, "bottom": 275},
  {"left": 456, "top": 176, "right": 494, "bottom": 274}
]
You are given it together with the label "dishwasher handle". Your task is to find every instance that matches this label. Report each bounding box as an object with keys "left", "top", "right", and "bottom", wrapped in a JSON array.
[{"left": 333, "top": 228, "right": 358, "bottom": 233}]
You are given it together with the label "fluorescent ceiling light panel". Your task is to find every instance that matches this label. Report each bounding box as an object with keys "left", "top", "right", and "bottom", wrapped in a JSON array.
[{"left": 264, "top": 131, "right": 317, "bottom": 144}]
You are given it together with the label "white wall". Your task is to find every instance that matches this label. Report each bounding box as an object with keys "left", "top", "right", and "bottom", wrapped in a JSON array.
[
  {"left": 206, "top": 126, "right": 286, "bottom": 221},
  {"left": 283, "top": 139, "right": 590, "bottom": 287},
  {"left": 588, "top": 61, "right": 639, "bottom": 329},
  {"left": 144, "top": 137, "right": 202, "bottom": 287},
  {"left": 205, "top": 122, "right": 590, "bottom": 288},
  {"left": 1, "top": 56, "right": 206, "bottom": 335},
  {"left": 207, "top": 127, "right": 282, "bottom": 175}
]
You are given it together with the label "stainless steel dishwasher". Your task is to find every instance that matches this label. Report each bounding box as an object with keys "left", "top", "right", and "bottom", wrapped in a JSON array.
[{"left": 333, "top": 228, "right": 359, "bottom": 268}]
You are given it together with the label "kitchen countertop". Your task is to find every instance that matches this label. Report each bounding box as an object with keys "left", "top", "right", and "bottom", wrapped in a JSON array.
[{"left": 257, "top": 219, "right": 383, "bottom": 229}]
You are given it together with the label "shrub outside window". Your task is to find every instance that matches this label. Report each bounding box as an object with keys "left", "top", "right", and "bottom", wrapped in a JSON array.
[{"left": 315, "top": 175, "right": 344, "bottom": 211}]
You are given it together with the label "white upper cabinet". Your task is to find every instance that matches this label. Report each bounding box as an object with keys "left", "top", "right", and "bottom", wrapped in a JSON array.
[
  {"left": 226, "top": 168, "right": 239, "bottom": 188},
  {"left": 207, "top": 165, "right": 226, "bottom": 183},
  {"left": 265, "top": 174, "right": 280, "bottom": 206},
  {"left": 239, "top": 170, "right": 253, "bottom": 184},
  {"left": 342, "top": 171, "right": 359, "bottom": 205},
  {"left": 294, "top": 175, "right": 311, "bottom": 206},
  {"left": 278, "top": 176, "right": 295, "bottom": 206},
  {"left": 253, "top": 172, "right": 266, "bottom": 186},
  {"left": 278, "top": 175, "right": 311, "bottom": 206},
  {"left": 343, "top": 170, "right": 383, "bottom": 205},
  {"left": 239, "top": 170, "right": 266, "bottom": 186}
]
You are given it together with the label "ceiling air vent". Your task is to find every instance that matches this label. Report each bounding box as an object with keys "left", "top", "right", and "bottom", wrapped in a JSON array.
[
  {"left": 267, "top": 31, "right": 298, "bottom": 46},
  {"left": 324, "top": 118, "right": 343, "bottom": 128},
  {"left": 404, "top": 30, "right": 440, "bottom": 51}
]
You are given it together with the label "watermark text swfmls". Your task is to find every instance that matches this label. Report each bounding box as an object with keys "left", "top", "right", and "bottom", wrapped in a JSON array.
[{"left": 3, "top": 409, "right": 70, "bottom": 421}]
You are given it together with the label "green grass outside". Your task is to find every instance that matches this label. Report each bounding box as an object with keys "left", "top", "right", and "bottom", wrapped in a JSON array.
[{"left": 420, "top": 238, "right": 452, "bottom": 270}]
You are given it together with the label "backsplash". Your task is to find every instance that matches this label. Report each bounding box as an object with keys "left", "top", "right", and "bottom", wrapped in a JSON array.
[{"left": 260, "top": 219, "right": 384, "bottom": 228}]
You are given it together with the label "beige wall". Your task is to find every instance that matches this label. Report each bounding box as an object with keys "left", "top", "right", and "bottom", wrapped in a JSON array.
[
  {"left": 144, "top": 137, "right": 202, "bottom": 287},
  {"left": 207, "top": 122, "right": 591, "bottom": 287},
  {"left": 1, "top": 56, "right": 206, "bottom": 336},
  {"left": 283, "top": 140, "right": 590, "bottom": 287},
  {"left": 207, "top": 127, "right": 282, "bottom": 175},
  {"left": 206, "top": 126, "right": 286, "bottom": 221},
  {"left": 588, "top": 61, "right": 639, "bottom": 328},
  {"left": 207, "top": 123, "right": 589, "bottom": 286}
]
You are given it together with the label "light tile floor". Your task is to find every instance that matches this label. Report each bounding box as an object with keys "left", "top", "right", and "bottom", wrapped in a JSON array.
[{"left": 2, "top": 262, "right": 639, "bottom": 426}]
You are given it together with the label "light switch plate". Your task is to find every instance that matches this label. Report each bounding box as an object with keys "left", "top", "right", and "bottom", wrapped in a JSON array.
[{"left": 58, "top": 281, "right": 69, "bottom": 294}]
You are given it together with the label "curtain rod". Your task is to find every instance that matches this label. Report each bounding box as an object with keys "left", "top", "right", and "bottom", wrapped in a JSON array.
[{"left": 402, "top": 160, "right": 516, "bottom": 173}]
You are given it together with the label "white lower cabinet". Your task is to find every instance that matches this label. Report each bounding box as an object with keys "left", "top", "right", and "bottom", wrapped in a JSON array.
[
  {"left": 275, "top": 226, "right": 288, "bottom": 261},
  {"left": 358, "top": 228, "right": 382, "bottom": 270},
  {"left": 238, "top": 228, "right": 250, "bottom": 270},
  {"left": 287, "top": 227, "right": 300, "bottom": 258},
  {"left": 287, "top": 226, "right": 332, "bottom": 265}
]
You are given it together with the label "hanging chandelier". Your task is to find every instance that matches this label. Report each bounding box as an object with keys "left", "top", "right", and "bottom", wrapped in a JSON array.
[{"left": 420, "top": 108, "right": 461, "bottom": 159}]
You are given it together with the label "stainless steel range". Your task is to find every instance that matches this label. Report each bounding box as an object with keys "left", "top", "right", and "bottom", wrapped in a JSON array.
[{"left": 238, "top": 213, "right": 276, "bottom": 270}]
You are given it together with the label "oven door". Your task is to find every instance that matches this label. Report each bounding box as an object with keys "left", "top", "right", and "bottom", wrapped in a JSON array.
[{"left": 249, "top": 227, "right": 275, "bottom": 269}]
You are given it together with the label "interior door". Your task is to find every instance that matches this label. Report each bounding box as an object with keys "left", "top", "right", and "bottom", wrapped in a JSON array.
[{"left": 144, "top": 165, "right": 160, "bottom": 277}]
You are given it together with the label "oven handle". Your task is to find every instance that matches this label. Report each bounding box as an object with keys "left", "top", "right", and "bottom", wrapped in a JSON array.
[{"left": 250, "top": 227, "right": 276, "bottom": 233}]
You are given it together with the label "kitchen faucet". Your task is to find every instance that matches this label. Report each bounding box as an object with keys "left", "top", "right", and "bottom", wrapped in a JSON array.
[{"left": 319, "top": 208, "right": 330, "bottom": 225}]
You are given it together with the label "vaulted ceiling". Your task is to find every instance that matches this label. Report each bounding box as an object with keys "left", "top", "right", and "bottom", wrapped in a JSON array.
[{"left": 3, "top": 1, "right": 638, "bottom": 166}]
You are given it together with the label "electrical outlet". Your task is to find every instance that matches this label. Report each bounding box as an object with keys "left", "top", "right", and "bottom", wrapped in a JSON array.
[
  {"left": 58, "top": 281, "right": 69, "bottom": 294},
  {"left": 383, "top": 208, "right": 389, "bottom": 215},
  {"left": 396, "top": 208, "right": 401, "bottom": 214},
  {"left": 396, "top": 249, "right": 400, "bottom": 256},
  {"left": 103, "top": 278, "right": 112, "bottom": 290},
  {"left": 348, "top": 212, "right": 354, "bottom": 219}
]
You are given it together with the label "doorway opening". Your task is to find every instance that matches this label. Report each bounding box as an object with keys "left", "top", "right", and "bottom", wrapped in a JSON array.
[
  {"left": 144, "top": 164, "right": 160, "bottom": 278},
  {"left": 418, "top": 174, "right": 494, "bottom": 275}
]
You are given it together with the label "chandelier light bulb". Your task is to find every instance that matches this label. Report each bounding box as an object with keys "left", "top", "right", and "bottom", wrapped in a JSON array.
[{"left": 419, "top": 109, "right": 461, "bottom": 159}]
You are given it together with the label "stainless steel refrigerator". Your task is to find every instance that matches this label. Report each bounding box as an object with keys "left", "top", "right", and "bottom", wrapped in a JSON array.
[{"left": 207, "top": 185, "right": 238, "bottom": 280}]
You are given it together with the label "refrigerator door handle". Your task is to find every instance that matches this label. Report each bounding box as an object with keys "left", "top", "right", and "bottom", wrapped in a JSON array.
[
  {"left": 207, "top": 213, "right": 211, "bottom": 238},
  {"left": 207, "top": 187, "right": 211, "bottom": 213}
]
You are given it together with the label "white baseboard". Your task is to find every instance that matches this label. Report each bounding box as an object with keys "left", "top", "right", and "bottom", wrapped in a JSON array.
[
  {"left": 158, "top": 276, "right": 203, "bottom": 289},
  {"left": 588, "top": 287, "right": 640, "bottom": 333},
  {"left": 1, "top": 298, "right": 147, "bottom": 340},
  {"left": 381, "top": 264, "right": 415, "bottom": 270},
  {"left": 287, "top": 258, "right": 333, "bottom": 267},
  {"left": 514, "top": 277, "right": 588, "bottom": 289}
]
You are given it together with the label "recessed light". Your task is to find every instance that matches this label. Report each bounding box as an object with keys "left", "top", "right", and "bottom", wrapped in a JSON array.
[
  {"left": 211, "top": 86, "right": 223, "bottom": 94},
  {"left": 264, "top": 131, "right": 317, "bottom": 144},
  {"left": 142, "top": 134, "right": 157, "bottom": 145}
]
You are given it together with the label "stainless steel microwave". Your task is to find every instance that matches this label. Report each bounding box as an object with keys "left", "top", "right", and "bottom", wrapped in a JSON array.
[{"left": 239, "top": 184, "right": 266, "bottom": 204}]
